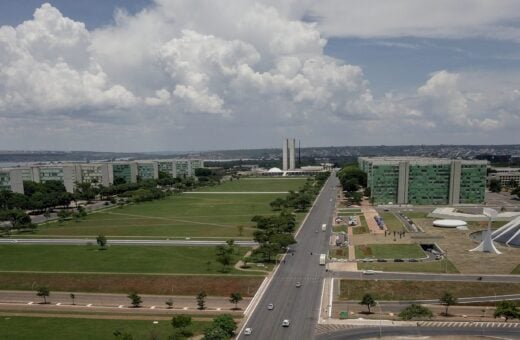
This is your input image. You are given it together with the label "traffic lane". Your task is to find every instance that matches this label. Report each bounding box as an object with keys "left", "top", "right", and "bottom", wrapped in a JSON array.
[
  {"left": 317, "top": 326, "right": 520, "bottom": 340},
  {"left": 335, "top": 271, "right": 520, "bottom": 283},
  {"left": 0, "top": 291, "right": 250, "bottom": 310},
  {"left": 239, "top": 175, "right": 336, "bottom": 339}
]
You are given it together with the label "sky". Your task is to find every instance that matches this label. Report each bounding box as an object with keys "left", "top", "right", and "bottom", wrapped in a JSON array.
[{"left": 0, "top": 0, "right": 519, "bottom": 152}]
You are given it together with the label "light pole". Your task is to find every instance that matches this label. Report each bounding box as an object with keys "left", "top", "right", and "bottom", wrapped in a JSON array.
[{"left": 376, "top": 301, "right": 382, "bottom": 338}]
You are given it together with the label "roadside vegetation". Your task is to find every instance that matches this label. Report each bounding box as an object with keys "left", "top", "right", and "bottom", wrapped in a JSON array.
[
  {"left": 339, "top": 280, "right": 520, "bottom": 301},
  {"left": 358, "top": 259, "right": 459, "bottom": 273}
]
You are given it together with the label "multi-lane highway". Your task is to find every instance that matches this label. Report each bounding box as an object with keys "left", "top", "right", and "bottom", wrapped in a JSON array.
[{"left": 238, "top": 174, "right": 338, "bottom": 339}]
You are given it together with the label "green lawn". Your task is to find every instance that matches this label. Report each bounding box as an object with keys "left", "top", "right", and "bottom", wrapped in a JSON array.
[
  {"left": 512, "top": 264, "right": 520, "bottom": 274},
  {"left": 339, "top": 280, "right": 519, "bottom": 300},
  {"left": 356, "top": 244, "right": 425, "bottom": 259},
  {"left": 331, "top": 248, "right": 349, "bottom": 258},
  {"left": 34, "top": 193, "right": 302, "bottom": 238},
  {"left": 402, "top": 211, "right": 431, "bottom": 219},
  {"left": 0, "top": 245, "right": 249, "bottom": 275},
  {"left": 0, "top": 316, "right": 211, "bottom": 340},
  {"left": 358, "top": 259, "right": 459, "bottom": 274},
  {"left": 194, "top": 177, "right": 309, "bottom": 192},
  {"left": 380, "top": 212, "right": 404, "bottom": 232}
]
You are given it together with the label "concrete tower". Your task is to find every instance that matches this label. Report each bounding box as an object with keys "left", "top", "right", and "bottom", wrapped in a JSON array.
[
  {"left": 470, "top": 208, "right": 501, "bottom": 254},
  {"left": 282, "top": 138, "right": 296, "bottom": 171}
]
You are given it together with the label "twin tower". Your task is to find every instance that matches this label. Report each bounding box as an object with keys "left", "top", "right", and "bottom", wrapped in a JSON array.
[{"left": 282, "top": 138, "right": 296, "bottom": 171}]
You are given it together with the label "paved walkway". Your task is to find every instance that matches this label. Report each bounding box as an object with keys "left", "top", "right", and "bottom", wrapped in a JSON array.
[
  {"left": 361, "top": 200, "right": 385, "bottom": 234},
  {"left": 347, "top": 227, "right": 356, "bottom": 262}
]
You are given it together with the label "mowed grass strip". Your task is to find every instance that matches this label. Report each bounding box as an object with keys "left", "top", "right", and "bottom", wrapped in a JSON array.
[
  {"left": 355, "top": 244, "right": 425, "bottom": 259},
  {"left": 0, "top": 273, "right": 263, "bottom": 296},
  {"left": 194, "top": 177, "right": 309, "bottom": 192},
  {"left": 513, "top": 264, "right": 520, "bottom": 274},
  {"left": 0, "top": 316, "right": 210, "bottom": 340},
  {"left": 358, "top": 259, "right": 459, "bottom": 274},
  {"left": 36, "top": 193, "right": 300, "bottom": 237},
  {"left": 380, "top": 212, "right": 404, "bottom": 232},
  {"left": 339, "top": 280, "right": 520, "bottom": 301},
  {"left": 0, "top": 245, "right": 248, "bottom": 275}
]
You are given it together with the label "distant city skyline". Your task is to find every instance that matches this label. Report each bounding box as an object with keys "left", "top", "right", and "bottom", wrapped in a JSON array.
[{"left": 1, "top": 1, "right": 520, "bottom": 151}]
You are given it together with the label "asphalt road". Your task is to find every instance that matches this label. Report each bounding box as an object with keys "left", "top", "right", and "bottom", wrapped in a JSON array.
[
  {"left": 317, "top": 326, "right": 520, "bottom": 339},
  {"left": 0, "top": 239, "right": 257, "bottom": 247},
  {"left": 336, "top": 271, "right": 520, "bottom": 283},
  {"left": 238, "top": 174, "right": 338, "bottom": 339}
]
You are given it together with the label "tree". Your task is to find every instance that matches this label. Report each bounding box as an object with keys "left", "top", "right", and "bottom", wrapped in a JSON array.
[
  {"left": 165, "top": 298, "right": 173, "bottom": 309},
  {"left": 344, "top": 178, "right": 359, "bottom": 192},
  {"left": 127, "top": 292, "right": 142, "bottom": 308},
  {"left": 399, "top": 304, "right": 433, "bottom": 320},
  {"left": 96, "top": 234, "right": 108, "bottom": 250},
  {"left": 36, "top": 286, "right": 50, "bottom": 304},
  {"left": 439, "top": 292, "right": 457, "bottom": 316},
  {"left": 269, "top": 198, "right": 286, "bottom": 211},
  {"left": 202, "top": 326, "right": 228, "bottom": 340},
  {"left": 57, "top": 209, "right": 71, "bottom": 223},
  {"left": 70, "top": 293, "right": 76, "bottom": 305},
  {"left": 211, "top": 314, "right": 236, "bottom": 337},
  {"left": 359, "top": 293, "right": 376, "bottom": 314},
  {"left": 494, "top": 301, "right": 520, "bottom": 322},
  {"left": 507, "top": 179, "right": 518, "bottom": 190},
  {"left": 229, "top": 292, "right": 243, "bottom": 310},
  {"left": 489, "top": 179, "right": 502, "bottom": 193},
  {"left": 113, "top": 330, "right": 134, "bottom": 340},
  {"left": 196, "top": 291, "right": 207, "bottom": 310},
  {"left": 171, "top": 315, "right": 192, "bottom": 337}
]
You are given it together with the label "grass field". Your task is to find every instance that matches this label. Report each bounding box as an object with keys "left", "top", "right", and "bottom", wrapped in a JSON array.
[
  {"left": 402, "top": 211, "right": 431, "bottom": 219},
  {"left": 355, "top": 244, "right": 425, "bottom": 259},
  {"left": 194, "top": 177, "right": 308, "bottom": 192},
  {"left": 331, "top": 248, "right": 349, "bottom": 258},
  {"left": 0, "top": 245, "right": 249, "bottom": 275},
  {"left": 358, "top": 259, "right": 459, "bottom": 273},
  {"left": 339, "top": 280, "right": 520, "bottom": 300},
  {"left": 380, "top": 212, "right": 404, "bottom": 232},
  {"left": 0, "top": 316, "right": 211, "bottom": 340},
  {"left": 512, "top": 264, "right": 520, "bottom": 274},
  {"left": 0, "top": 272, "right": 263, "bottom": 296},
  {"left": 35, "top": 192, "right": 301, "bottom": 238}
]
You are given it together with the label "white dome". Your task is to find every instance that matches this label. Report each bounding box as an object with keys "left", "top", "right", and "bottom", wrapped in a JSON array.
[
  {"left": 433, "top": 219, "right": 467, "bottom": 228},
  {"left": 268, "top": 167, "right": 283, "bottom": 173}
]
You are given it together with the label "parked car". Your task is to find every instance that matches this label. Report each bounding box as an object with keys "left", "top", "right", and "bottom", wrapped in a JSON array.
[{"left": 394, "top": 258, "right": 404, "bottom": 262}]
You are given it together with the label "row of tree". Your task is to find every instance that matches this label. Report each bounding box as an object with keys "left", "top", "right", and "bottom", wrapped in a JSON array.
[{"left": 359, "top": 292, "right": 520, "bottom": 321}]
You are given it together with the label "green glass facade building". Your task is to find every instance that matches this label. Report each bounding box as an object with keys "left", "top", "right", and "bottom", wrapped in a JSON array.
[{"left": 359, "top": 157, "right": 487, "bottom": 205}]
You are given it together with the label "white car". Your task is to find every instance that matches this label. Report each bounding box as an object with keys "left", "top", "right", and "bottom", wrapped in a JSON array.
[
  {"left": 295, "top": 282, "right": 302, "bottom": 288},
  {"left": 267, "top": 303, "right": 274, "bottom": 310},
  {"left": 244, "top": 328, "right": 252, "bottom": 335},
  {"left": 282, "top": 319, "right": 290, "bottom": 327}
]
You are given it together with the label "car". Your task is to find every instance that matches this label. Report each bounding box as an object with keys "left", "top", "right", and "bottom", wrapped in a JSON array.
[
  {"left": 408, "top": 258, "right": 418, "bottom": 262},
  {"left": 362, "top": 270, "right": 377, "bottom": 275},
  {"left": 244, "top": 328, "right": 252, "bottom": 335},
  {"left": 267, "top": 303, "right": 274, "bottom": 310},
  {"left": 295, "top": 282, "right": 302, "bottom": 288},
  {"left": 282, "top": 319, "right": 290, "bottom": 327},
  {"left": 394, "top": 258, "right": 404, "bottom": 262}
]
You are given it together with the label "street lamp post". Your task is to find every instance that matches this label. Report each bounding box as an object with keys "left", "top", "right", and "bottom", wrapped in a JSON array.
[{"left": 376, "top": 301, "right": 382, "bottom": 338}]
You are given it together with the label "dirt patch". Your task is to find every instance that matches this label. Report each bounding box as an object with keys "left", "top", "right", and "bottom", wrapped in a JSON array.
[{"left": 0, "top": 273, "right": 263, "bottom": 297}]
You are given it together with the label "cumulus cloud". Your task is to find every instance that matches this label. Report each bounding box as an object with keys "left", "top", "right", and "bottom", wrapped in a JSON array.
[
  {"left": 0, "top": 1, "right": 519, "bottom": 151},
  {"left": 307, "top": 0, "right": 520, "bottom": 41}
]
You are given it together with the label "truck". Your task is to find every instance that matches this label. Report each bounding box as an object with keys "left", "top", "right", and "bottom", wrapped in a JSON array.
[
  {"left": 321, "top": 223, "right": 327, "bottom": 231},
  {"left": 319, "top": 254, "right": 326, "bottom": 265}
]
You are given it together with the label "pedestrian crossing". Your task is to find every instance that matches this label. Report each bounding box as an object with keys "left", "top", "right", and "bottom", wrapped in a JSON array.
[{"left": 419, "top": 321, "right": 520, "bottom": 328}]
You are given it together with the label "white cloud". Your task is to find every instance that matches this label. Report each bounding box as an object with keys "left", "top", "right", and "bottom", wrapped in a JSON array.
[
  {"left": 0, "top": 1, "right": 519, "bottom": 151},
  {"left": 307, "top": 0, "right": 520, "bottom": 41}
]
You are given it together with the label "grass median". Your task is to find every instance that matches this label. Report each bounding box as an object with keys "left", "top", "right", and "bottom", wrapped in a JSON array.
[
  {"left": 0, "top": 245, "right": 249, "bottom": 275},
  {"left": 356, "top": 244, "right": 426, "bottom": 259},
  {"left": 0, "top": 315, "right": 211, "bottom": 340},
  {"left": 339, "top": 279, "right": 520, "bottom": 301}
]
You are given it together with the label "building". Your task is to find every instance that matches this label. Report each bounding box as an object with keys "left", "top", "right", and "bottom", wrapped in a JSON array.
[
  {"left": 282, "top": 138, "right": 296, "bottom": 171},
  {"left": 0, "top": 159, "right": 204, "bottom": 194},
  {"left": 359, "top": 157, "right": 487, "bottom": 205},
  {"left": 487, "top": 167, "right": 520, "bottom": 187}
]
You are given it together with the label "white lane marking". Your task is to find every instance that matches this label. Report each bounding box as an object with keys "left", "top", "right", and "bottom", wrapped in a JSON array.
[
  {"left": 183, "top": 307, "right": 188, "bottom": 310},
  {"left": 216, "top": 308, "right": 221, "bottom": 311},
  {"left": 328, "top": 278, "right": 334, "bottom": 318},
  {"left": 118, "top": 305, "right": 124, "bottom": 308}
]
